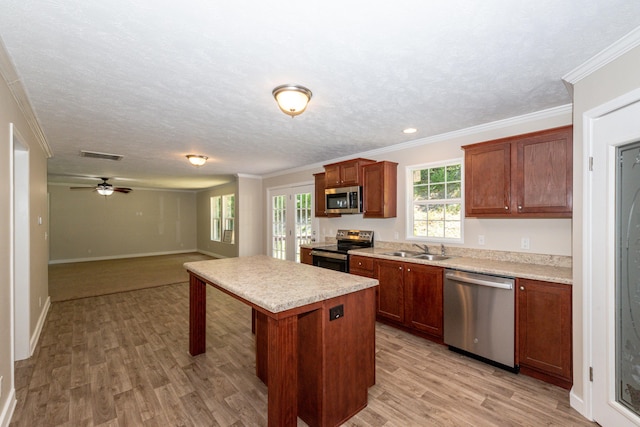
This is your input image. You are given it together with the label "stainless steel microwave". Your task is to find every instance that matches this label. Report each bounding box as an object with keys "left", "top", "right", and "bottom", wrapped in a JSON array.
[{"left": 325, "top": 186, "right": 362, "bottom": 214}]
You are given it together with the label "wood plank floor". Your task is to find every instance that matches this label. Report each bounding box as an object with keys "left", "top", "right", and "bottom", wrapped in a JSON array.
[{"left": 10, "top": 282, "right": 596, "bottom": 426}]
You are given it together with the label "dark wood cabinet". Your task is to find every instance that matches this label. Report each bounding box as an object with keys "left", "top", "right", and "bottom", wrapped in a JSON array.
[
  {"left": 517, "top": 278, "right": 572, "bottom": 389},
  {"left": 313, "top": 172, "right": 340, "bottom": 217},
  {"left": 300, "top": 247, "right": 312, "bottom": 265},
  {"left": 374, "top": 258, "right": 444, "bottom": 340},
  {"left": 349, "top": 255, "right": 375, "bottom": 278},
  {"left": 405, "top": 263, "right": 443, "bottom": 338},
  {"left": 324, "top": 158, "right": 376, "bottom": 188},
  {"left": 362, "top": 161, "right": 397, "bottom": 218},
  {"left": 463, "top": 126, "right": 572, "bottom": 218},
  {"left": 375, "top": 259, "right": 405, "bottom": 323}
]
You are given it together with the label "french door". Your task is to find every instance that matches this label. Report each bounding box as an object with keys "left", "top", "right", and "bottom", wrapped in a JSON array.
[{"left": 269, "top": 185, "right": 314, "bottom": 262}]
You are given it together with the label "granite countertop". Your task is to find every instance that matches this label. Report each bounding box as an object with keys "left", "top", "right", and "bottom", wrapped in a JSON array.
[
  {"left": 350, "top": 247, "right": 572, "bottom": 285},
  {"left": 184, "top": 255, "right": 378, "bottom": 313}
]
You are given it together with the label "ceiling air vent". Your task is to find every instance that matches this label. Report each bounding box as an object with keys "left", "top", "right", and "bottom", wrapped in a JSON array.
[{"left": 79, "top": 150, "right": 124, "bottom": 161}]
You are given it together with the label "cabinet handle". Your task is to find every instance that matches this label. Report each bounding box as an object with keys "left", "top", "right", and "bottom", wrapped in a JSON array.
[
  {"left": 407, "top": 268, "right": 411, "bottom": 272},
  {"left": 518, "top": 205, "right": 522, "bottom": 210},
  {"left": 358, "top": 262, "right": 362, "bottom": 266},
  {"left": 399, "top": 267, "right": 403, "bottom": 270},
  {"left": 504, "top": 206, "right": 509, "bottom": 210},
  {"left": 520, "top": 286, "right": 525, "bottom": 291}
]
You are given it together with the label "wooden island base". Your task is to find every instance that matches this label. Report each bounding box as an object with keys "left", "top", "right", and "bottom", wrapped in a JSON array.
[
  {"left": 186, "top": 258, "right": 378, "bottom": 427},
  {"left": 254, "top": 289, "right": 376, "bottom": 427}
]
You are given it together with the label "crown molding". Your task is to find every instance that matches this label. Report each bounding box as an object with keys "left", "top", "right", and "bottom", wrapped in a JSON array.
[
  {"left": 562, "top": 25, "right": 640, "bottom": 90},
  {"left": 0, "top": 37, "right": 53, "bottom": 158},
  {"left": 265, "top": 103, "right": 572, "bottom": 179}
]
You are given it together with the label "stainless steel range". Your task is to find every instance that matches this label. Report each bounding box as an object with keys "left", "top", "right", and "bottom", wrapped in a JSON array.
[{"left": 310, "top": 230, "right": 374, "bottom": 273}]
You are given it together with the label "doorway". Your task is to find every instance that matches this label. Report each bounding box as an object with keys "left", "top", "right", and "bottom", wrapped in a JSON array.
[
  {"left": 12, "top": 123, "right": 30, "bottom": 361},
  {"left": 268, "top": 184, "right": 314, "bottom": 262},
  {"left": 588, "top": 91, "right": 640, "bottom": 426}
]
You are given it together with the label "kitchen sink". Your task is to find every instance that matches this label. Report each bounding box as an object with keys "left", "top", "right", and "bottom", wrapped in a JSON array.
[
  {"left": 381, "top": 250, "right": 422, "bottom": 257},
  {"left": 381, "top": 251, "right": 450, "bottom": 261},
  {"left": 411, "top": 254, "right": 450, "bottom": 261}
]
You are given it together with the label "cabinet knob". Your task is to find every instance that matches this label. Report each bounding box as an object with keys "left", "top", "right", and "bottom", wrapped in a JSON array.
[
  {"left": 358, "top": 262, "right": 362, "bottom": 266},
  {"left": 518, "top": 205, "right": 522, "bottom": 210},
  {"left": 407, "top": 268, "right": 411, "bottom": 272},
  {"left": 399, "top": 267, "right": 403, "bottom": 270},
  {"left": 520, "top": 286, "right": 525, "bottom": 291},
  {"left": 504, "top": 206, "right": 509, "bottom": 210}
]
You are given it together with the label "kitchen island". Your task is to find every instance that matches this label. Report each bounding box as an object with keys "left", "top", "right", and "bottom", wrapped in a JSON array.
[{"left": 184, "top": 255, "right": 379, "bottom": 427}]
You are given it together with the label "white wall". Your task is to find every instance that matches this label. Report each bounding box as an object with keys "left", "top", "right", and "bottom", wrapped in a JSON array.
[
  {"left": 48, "top": 184, "right": 198, "bottom": 262},
  {"left": 264, "top": 106, "right": 573, "bottom": 256}
]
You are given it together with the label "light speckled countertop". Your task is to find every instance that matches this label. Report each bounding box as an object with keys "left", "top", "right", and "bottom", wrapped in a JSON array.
[
  {"left": 349, "top": 247, "right": 572, "bottom": 285},
  {"left": 184, "top": 255, "right": 379, "bottom": 313}
]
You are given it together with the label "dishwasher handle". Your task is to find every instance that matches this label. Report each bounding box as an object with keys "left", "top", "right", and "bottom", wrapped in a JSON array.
[{"left": 445, "top": 271, "right": 513, "bottom": 290}]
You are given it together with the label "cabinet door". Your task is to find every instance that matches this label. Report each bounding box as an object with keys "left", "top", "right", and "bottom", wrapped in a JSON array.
[
  {"left": 405, "top": 264, "right": 443, "bottom": 338},
  {"left": 324, "top": 164, "right": 341, "bottom": 187},
  {"left": 363, "top": 161, "right": 397, "bottom": 218},
  {"left": 313, "top": 173, "right": 340, "bottom": 217},
  {"left": 375, "top": 259, "right": 404, "bottom": 323},
  {"left": 300, "top": 247, "right": 313, "bottom": 265},
  {"left": 518, "top": 278, "right": 572, "bottom": 388},
  {"left": 464, "top": 142, "right": 511, "bottom": 216},
  {"left": 514, "top": 126, "right": 572, "bottom": 215},
  {"left": 340, "top": 161, "right": 360, "bottom": 186}
]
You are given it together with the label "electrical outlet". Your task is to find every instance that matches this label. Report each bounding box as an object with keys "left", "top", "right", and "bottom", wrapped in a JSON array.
[
  {"left": 329, "top": 305, "right": 344, "bottom": 321},
  {"left": 521, "top": 237, "right": 530, "bottom": 250},
  {"left": 478, "top": 235, "right": 485, "bottom": 245}
]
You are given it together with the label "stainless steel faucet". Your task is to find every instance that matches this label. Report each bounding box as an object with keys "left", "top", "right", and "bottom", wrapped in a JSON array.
[
  {"left": 441, "top": 244, "right": 445, "bottom": 256},
  {"left": 413, "top": 243, "right": 429, "bottom": 254}
]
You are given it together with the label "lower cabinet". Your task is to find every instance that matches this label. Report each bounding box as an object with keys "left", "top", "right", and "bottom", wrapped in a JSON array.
[
  {"left": 300, "top": 247, "right": 312, "bottom": 265},
  {"left": 373, "top": 258, "right": 443, "bottom": 340},
  {"left": 517, "top": 278, "right": 572, "bottom": 389}
]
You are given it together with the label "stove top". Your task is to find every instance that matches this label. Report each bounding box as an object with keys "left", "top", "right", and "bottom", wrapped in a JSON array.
[{"left": 313, "top": 230, "right": 374, "bottom": 255}]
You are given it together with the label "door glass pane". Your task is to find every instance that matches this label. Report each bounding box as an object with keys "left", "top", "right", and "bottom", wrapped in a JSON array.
[
  {"left": 617, "top": 141, "right": 640, "bottom": 416},
  {"left": 295, "top": 192, "right": 312, "bottom": 262},
  {"left": 272, "top": 195, "right": 286, "bottom": 260}
]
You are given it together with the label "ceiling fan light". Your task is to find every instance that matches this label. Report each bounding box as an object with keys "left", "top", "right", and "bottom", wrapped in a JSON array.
[
  {"left": 96, "top": 185, "right": 114, "bottom": 196},
  {"left": 272, "top": 84, "right": 312, "bottom": 117},
  {"left": 186, "top": 154, "right": 208, "bottom": 166}
]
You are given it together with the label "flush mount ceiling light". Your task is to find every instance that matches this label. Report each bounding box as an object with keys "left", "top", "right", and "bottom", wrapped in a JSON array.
[
  {"left": 272, "top": 84, "right": 312, "bottom": 117},
  {"left": 403, "top": 128, "right": 418, "bottom": 134},
  {"left": 186, "top": 154, "right": 208, "bottom": 166}
]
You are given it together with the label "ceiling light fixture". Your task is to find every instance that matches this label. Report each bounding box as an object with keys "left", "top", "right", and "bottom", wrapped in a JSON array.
[
  {"left": 96, "top": 183, "right": 114, "bottom": 196},
  {"left": 186, "top": 154, "right": 208, "bottom": 166},
  {"left": 403, "top": 128, "right": 418, "bottom": 134},
  {"left": 272, "top": 84, "right": 312, "bottom": 117}
]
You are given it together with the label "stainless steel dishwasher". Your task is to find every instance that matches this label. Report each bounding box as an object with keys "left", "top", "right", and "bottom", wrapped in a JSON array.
[{"left": 443, "top": 269, "right": 517, "bottom": 371}]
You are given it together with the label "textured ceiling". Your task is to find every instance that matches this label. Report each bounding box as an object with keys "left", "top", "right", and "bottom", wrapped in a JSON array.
[{"left": 1, "top": 1, "right": 640, "bottom": 189}]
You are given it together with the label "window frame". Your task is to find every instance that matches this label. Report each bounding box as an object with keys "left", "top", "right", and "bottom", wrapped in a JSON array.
[
  {"left": 210, "top": 193, "right": 235, "bottom": 244},
  {"left": 406, "top": 159, "right": 464, "bottom": 244}
]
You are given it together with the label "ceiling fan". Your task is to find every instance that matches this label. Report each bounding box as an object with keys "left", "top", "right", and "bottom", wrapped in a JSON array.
[{"left": 70, "top": 177, "right": 132, "bottom": 196}]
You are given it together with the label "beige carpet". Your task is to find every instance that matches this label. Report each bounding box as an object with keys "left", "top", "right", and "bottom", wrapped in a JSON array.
[{"left": 48, "top": 252, "right": 214, "bottom": 301}]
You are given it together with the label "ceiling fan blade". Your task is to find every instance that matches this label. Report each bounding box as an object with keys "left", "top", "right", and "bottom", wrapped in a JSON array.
[
  {"left": 114, "top": 187, "right": 132, "bottom": 193},
  {"left": 69, "top": 186, "right": 96, "bottom": 190}
]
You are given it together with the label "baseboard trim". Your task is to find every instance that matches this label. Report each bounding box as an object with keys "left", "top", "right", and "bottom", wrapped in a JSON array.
[
  {"left": 570, "top": 388, "right": 591, "bottom": 421},
  {"left": 197, "top": 249, "right": 226, "bottom": 259},
  {"left": 48, "top": 249, "right": 200, "bottom": 264},
  {"left": 29, "top": 296, "right": 50, "bottom": 357},
  {"left": 0, "top": 388, "right": 17, "bottom": 427}
]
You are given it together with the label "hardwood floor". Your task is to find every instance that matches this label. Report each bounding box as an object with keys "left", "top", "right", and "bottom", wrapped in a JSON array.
[{"left": 10, "top": 282, "right": 595, "bottom": 426}]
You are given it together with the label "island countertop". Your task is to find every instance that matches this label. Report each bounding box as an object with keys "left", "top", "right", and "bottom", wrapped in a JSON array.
[{"left": 184, "top": 254, "right": 379, "bottom": 313}]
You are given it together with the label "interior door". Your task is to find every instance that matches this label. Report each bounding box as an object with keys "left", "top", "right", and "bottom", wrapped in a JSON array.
[
  {"left": 590, "top": 97, "right": 640, "bottom": 426},
  {"left": 268, "top": 185, "right": 314, "bottom": 262}
]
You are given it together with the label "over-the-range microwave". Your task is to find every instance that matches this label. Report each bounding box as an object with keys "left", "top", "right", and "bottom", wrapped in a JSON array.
[{"left": 325, "top": 186, "right": 362, "bottom": 214}]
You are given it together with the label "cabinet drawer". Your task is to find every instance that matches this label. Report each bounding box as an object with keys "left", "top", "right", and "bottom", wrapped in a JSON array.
[{"left": 350, "top": 256, "right": 374, "bottom": 271}]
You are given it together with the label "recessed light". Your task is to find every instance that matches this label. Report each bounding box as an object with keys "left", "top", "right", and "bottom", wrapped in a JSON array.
[{"left": 403, "top": 128, "right": 417, "bottom": 134}]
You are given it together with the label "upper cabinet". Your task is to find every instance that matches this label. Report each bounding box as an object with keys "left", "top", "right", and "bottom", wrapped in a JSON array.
[
  {"left": 462, "top": 126, "right": 573, "bottom": 218},
  {"left": 362, "top": 161, "right": 397, "bottom": 218},
  {"left": 313, "top": 172, "right": 340, "bottom": 218},
  {"left": 324, "top": 158, "right": 376, "bottom": 188}
]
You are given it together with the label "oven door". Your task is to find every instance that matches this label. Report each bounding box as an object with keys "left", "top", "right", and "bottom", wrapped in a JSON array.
[{"left": 310, "top": 250, "right": 348, "bottom": 273}]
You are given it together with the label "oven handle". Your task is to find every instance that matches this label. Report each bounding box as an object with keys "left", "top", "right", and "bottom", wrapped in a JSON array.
[{"left": 310, "top": 250, "right": 348, "bottom": 261}]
